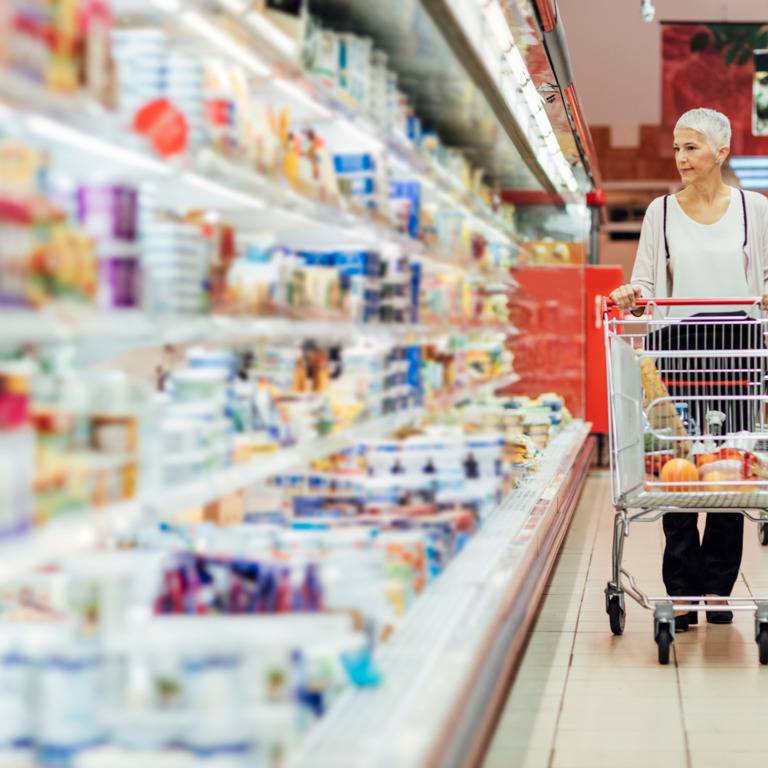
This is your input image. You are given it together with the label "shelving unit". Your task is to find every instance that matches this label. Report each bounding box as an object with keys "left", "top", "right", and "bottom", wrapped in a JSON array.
[
  {"left": 0, "top": 0, "right": 598, "bottom": 765},
  {"left": 0, "top": 366, "right": 522, "bottom": 568}
]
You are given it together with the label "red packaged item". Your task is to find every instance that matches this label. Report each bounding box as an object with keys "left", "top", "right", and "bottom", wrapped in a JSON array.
[{"left": 133, "top": 98, "right": 188, "bottom": 157}]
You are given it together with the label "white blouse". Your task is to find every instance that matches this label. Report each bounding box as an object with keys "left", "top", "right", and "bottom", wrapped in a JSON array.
[
  {"left": 630, "top": 188, "right": 768, "bottom": 320},
  {"left": 667, "top": 187, "right": 748, "bottom": 317}
]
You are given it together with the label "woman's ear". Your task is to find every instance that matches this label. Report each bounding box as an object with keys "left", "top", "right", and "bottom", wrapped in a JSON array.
[{"left": 717, "top": 146, "right": 729, "bottom": 166}]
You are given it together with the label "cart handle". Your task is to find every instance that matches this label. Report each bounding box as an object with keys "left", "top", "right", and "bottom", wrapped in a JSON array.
[{"left": 602, "top": 296, "right": 764, "bottom": 313}]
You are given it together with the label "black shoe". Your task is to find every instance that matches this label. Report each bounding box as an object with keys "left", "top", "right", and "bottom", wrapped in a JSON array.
[
  {"left": 674, "top": 613, "right": 690, "bottom": 632},
  {"left": 706, "top": 610, "right": 733, "bottom": 624},
  {"left": 688, "top": 601, "right": 699, "bottom": 625}
]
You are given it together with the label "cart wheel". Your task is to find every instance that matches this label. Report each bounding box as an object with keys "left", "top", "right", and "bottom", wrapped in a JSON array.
[
  {"left": 656, "top": 626, "right": 673, "bottom": 665},
  {"left": 607, "top": 597, "right": 625, "bottom": 635},
  {"left": 758, "top": 521, "right": 768, "bottom": 546},
  {"left": 757, "top": 626, "right": 768, "bottom": 665}
]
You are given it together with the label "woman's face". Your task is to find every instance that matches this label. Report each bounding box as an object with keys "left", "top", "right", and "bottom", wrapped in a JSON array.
[{"left": 673, "top": 127, "right": 726, "bottom": 184}]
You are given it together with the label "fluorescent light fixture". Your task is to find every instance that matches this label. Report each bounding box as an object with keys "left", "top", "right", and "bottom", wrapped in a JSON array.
[
  {"left": 182, "top": 172, "right": 267, "bottom": 209},
  {"left": 481, "top": 0, "right": 514, "bottom": 54},
  {"left": 534, "top": 107, "right": 551, "bottom": 136},
  {"left": 217, "top": 0, "right": 249, "bottom": 11},
  {"left": 545, "top": 132, "right": 561, "bottom": 155},
  {"left": 729, "top": 168, "right": 768, "bottom": 177},
  {"left": 471, "top": 0, "right": 580, "bottom": 194},
  {"left": 25, "top": 115, "right": 172, "bottom": 175},
  {"left": 333, "top": 118, "right": 386, "bottom": 153},
  {"left": 150, "top": 0, "right": 180, "bottom": 10},
  {"left": 730, "top": 156, "right": 768, "bottom": 169},
  {"left": 737, "top": 178, "right": 768, "bottom": 189},
  {"left": 522, "top": 80, "right": 541, "bottom": 111},
  {"left": 504, "top": 46, "right": 530, "bottom": 88},
  {"left": 273, "top": 79, "right": 332, "bottom": 119},
  {"left": 181, "top": 10, "right": 271, "bottom": 78},
  {"left": 245, "top": 10, "right": 298, "bottom": 60}
]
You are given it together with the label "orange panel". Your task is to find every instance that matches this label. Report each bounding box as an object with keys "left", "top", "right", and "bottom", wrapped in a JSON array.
[
  {"left": 585, "top": 266, "right": 624, "bottom": 433},
  {"left": 505, "top": 266, "right": 586, "bottom": 419}
]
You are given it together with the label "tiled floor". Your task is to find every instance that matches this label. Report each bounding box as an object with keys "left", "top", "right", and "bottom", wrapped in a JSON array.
[{"left": 483, "top": 468, "right": 768, "bottom": 768}]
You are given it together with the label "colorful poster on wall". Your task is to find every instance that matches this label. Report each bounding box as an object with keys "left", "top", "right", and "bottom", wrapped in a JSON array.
[
  {"left": 662, "top": 23, "right": 768, "bottom": 154},
  {"left": 755, "top": 50, "right": 768, "bottom": 137}
]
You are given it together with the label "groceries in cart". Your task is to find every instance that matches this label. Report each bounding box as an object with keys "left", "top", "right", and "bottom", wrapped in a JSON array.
[{"left": 637, "top": 317, "right": 768, "bottom": 500}]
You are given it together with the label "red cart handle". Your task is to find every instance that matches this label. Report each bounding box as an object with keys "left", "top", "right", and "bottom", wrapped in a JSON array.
[{"left": 602, "top": 296, "right": 763, "bottom": 313}]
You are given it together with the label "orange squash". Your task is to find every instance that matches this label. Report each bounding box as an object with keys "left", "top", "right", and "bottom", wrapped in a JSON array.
[{"left": 660, "top": 458, "right": 699, "bottom": 492}]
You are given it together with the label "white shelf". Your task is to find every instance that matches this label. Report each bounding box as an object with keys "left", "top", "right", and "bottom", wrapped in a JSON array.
[
  {"left": 427, "top": 372, "right": 521, "bottom": 412},
  {"left": 145, "top": 407, "right": 427, "bottom": 516},
  {"left": 0, "top": 307, "right": 519, "bottom": 350},
  {"left": 0, "top": 501, "right": 143, "bottom": 584}
]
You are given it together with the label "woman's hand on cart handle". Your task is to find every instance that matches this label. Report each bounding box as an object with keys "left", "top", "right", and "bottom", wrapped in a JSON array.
[{"left": 609, "top": 284, "right": 643, "bottom": 312}]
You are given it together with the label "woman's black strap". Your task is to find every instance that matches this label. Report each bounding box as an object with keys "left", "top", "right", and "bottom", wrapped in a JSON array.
[
  {"left": 663, "top": 195, "right": 670, "bottom": 261},
  {"left": 740, "top": 188, "right": 747, "bottom": 247}
]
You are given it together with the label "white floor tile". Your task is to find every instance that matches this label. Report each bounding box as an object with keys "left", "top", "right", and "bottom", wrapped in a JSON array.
[{"left": 481, "top": 471, "right": 768, "bottom": 766}]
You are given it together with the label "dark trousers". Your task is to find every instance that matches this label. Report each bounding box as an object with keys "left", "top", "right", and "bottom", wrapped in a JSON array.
[
  {"left": 648, "top": 312, "right": 762, "bottom": 597},
  {"left": 662, "top": 512, "right": 743, "bottom": 596}
]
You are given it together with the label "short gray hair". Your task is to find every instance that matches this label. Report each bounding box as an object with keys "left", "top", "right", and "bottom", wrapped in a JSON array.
[{"left": 674, "top": 108, "right": 731, "bottom": 152}]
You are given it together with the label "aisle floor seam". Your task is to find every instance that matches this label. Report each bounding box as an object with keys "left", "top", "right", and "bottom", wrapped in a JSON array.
[{"left": 545, "top": 486, "right": 601, "bottom": 768}]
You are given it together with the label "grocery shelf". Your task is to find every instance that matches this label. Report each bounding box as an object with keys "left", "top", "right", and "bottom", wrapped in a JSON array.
[
  {"left": 146, "top": 407, "right": 428, "bottom": 517},
  {"left": 306, "top": 0, "right": 576, "bottom": 196},
  {"left": 114, "top": 0, "right": 523, "bottom": 247},
  {"left": 0, "top": 501, "right": 143, "bottom": 585},
  {"left": 0, "top": 371, "right": 522, "bottom": 580},
  {"left": 427, "top": 372, "right": 521, "bottom": 414},
  {"left": 187, "top": 0, "right": 523, "bottom": 247},
  {"left": 0, "top": 71, "right": 516, "bottom": 287},
  {"left": 0, "top": 307, "right": 519, "bottom": 352},
  {"left": 149, "top": 371, "right": 521, "bottom": 518},
  {"left": 289, "top": 421, "right": 594, "bottom": 768}
]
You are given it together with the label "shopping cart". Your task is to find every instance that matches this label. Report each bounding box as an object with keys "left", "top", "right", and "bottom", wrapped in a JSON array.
[{"left": 603, "top": 297, "right": 768, "bottom": 664}]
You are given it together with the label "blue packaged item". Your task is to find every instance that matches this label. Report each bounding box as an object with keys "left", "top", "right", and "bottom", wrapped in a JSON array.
[
  {"left": 390, "top": 180, "right": 421, "bottom": 239},
  {"left": 409, "top": 263, "right": 421, "bottom": 322},
  {"left": 298, "top": 251, "right": 334, "bottom": 266},
  {"left": 365, "top": 250, "right": 381, "bottom": 278},
  {"left": 334, "top": 250, "right": 368, "bottom": 275},
  {"left": 334, "top": 153, "right": 375, "bottom": 174},
  {"left": 406, "top": 344, "right": 422, "bottom": 389},
  {"left": 406, "top": 114, "right": 422, "bottom": 144}
]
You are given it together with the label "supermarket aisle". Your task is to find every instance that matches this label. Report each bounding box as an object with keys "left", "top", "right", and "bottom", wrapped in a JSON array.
[{"left": 483, "top": 469, "right": 768, "bottom": 768}]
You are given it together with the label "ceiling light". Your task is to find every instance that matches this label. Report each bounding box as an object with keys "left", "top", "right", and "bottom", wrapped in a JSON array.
[
  {"left": 182, "top": 173, "right": 267, "bottom": 209},
  {"left": 729, "top": 156, "right": 768, "bottom": 169},
  {"left": 181, "top": 11, "right": 271, "bottom": 78},
  {"left": 640, "top": 0, "right": 655, "bottom": 22},
  {"left": 25, "top": 115, "right": 172, "bottom": 175},
  {"left": 736, "top": 178, "right": 768, "bottom": 189},
  {"left": 273, "top": 79, "right": 332, "bottom": 119},
  {"left": 245, "top": 9, "right": 298, "bottom": 59}
]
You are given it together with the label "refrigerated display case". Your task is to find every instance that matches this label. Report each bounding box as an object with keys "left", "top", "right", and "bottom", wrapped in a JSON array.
[{"left": 0, "top": 1, "right": 602, "bottom": 765}]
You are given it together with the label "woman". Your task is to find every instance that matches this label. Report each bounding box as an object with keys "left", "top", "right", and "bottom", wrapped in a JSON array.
[{"left": 610, "top": 108, "right": 768, "bottom": 631}]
